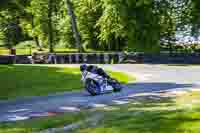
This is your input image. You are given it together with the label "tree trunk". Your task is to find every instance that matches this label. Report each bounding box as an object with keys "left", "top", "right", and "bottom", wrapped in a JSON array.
[
  {"left": 48, "top": 0, "right": 54, "bottom": 53},
  {"left": 169, "top": 41, "right": 173, "bottom": 56},
  {"left": 66, "top": 0, "right": 82, "bottom": 52},
  {"left": 31, "top": 15, "right": 42, "bottom": 50},
  {"left": 34, "top": 37, "right": 42, "bottom": 51}
]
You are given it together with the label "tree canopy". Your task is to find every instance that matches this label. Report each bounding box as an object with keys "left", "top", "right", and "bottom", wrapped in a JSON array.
[{"left": 0, "top": 0, "right": 200, "bottom": 53}]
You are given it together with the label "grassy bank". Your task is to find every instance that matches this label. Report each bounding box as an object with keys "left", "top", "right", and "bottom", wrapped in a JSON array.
[
  {"left": 0, "top": 64, "right": 134, "bottom": 133},
  {"left": 72, "top": 91, "right": 200, "bottom": 133},
  {"left": 1, "top": 91, "right": 200, "bottom": 133},
  {"left": 0, "top": 65, "right": 134, "bottom": 100},
  {"left": 0, "top": 111, "right": 90, "bottom": 133}
]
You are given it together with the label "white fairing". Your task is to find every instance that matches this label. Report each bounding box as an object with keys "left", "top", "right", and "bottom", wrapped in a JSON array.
[
  {"left": 81, "top": 71, "right": 101, "bottom": 82},
  {"left": 81, "top": 71, "right": 102, "bottom": 83},
  {"left": 81, "top": 70, "right": 114, "bottom": 93}
]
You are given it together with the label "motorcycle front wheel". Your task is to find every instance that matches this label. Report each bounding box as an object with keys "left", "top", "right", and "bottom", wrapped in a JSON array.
[
  {"left": 85, "top": 79, "right": 101, "bottom": 96},
  {"left": 108, "top": 78, "right": 122, "bottom": 92}
]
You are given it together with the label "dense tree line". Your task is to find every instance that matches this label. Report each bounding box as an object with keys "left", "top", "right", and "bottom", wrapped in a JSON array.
[{"left": 0, "top": 0, "right": 200, "bottom": 53}]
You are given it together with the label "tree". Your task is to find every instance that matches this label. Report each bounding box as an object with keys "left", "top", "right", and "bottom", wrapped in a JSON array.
[
  {"left": 0, "top": 0, "right": 28, "bottom": 52},
  {"left": 190, "top": 0, "right": 200, "bottom": 40},
  {"left": 48, "top": 0, "right": 54, "bottom": 52},
  {"left": 133, "top": 0, "right": 161, "bottom": 53},
  {"left": 74, "top": 0, "right": 102, "bottom": 50},
  {"left": 0, "top": 0, "right": 197, "bottom": 53},
  {"left": 157, "top": 0, "right": 177, "bottom": 54},
  {"left": 66, "top": 0, "right": 82, "bottom": 52},
  {"left": 96, "top": 0, "right": 161, "bottom": 52},
  {"left": 96, "top": 0, "right": 133, "bottom": 51},
  {"left": 24, "top": 0, "right": 56, "bottom": 52},
  {"left": 55, "top": 0, "right": 75, "bottom": 49}
]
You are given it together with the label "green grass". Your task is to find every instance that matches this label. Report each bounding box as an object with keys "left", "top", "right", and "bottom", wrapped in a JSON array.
[
  {"left": 0, "top": 111, "right": 90, "bottom": 133},
  {"left": 72, "top": 92, "right": 200, "bottom": 133},
  {"left": 1, "top": 92, "right": 200, "bottom": 133},
  {"left": 0, "top": 48, "right": 9, "bottom": 55},
  {"left": 108, "top": 71, "right": 135, "bottom": 84},
  {"left": 0, "top": 65, "right": 133, "bottom": 100},
  {"left": 0, "top": 64, "right": 134, "bottom": 133},
  {"left": 1, "top": 65, "right": 199, "bottom": 133}
]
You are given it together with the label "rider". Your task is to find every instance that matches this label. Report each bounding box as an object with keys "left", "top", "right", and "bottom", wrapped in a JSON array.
[{"left": 80, "top": 64, "right": 110, "bottom": 79}]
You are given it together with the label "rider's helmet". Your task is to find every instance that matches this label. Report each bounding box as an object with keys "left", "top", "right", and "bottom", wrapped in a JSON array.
[{"left": 80, "top": 64, "right": 87, "bottom": 72}]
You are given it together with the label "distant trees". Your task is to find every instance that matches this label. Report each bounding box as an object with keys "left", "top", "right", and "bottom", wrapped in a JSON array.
[
  {"left": 0, "top": 0, "right": 200, "bottom": 53},
  {"left": 74, "top": 0, "right": 102, "bottom": 50},
  {"left": 190, "top": 0, "right": 200, "bottom": 39},
  {"left": 66, "top": 0, "right": 82, "bottom": 52},
  {"left": 0, "top": 0, "right": 28, "bottom": 51}
]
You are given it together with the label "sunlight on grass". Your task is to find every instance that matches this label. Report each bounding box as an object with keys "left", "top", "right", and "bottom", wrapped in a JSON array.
[
  {"left": 0, "top": 49, "right": 9, "bottom": 55},
  {"left": 0, "top": 64, "right": 134, "bottom": 133},
  {"left": 73, "top": 92, "right": 200, "bottom": 133},
  {"left": 1, "top": 89, "right": 200, "bottom": 133},
  {"left": 108, "top": 71, "right": 136, "bottom": 83},
  {"left": 0, "top": 112, "right": 89, "bottom": 133},
  {"left": 0, "top": 65, "right": 133, "bottom": 100}
]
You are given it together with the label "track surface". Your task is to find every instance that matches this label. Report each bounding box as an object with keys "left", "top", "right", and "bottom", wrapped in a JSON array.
[{"left": 0, "top": 64, "right": 200, "bottom": 122}]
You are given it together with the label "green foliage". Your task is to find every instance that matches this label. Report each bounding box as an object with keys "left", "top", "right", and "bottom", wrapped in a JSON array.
[
  {"left": 0, "top": 1, "right": 27, "bottom": 49},
  {"left": 0, "top": 0, "right": 200, "bottom": 53},
  {"left": 133, "top": 0, "right": 161, "bottom": 53},
  {"left": 56, "top": 0, "right": 75, "bottom": 48},
  {"left": 74, "top": 0, "right": 102, "bottom": 50},
  {"left": 26, "top": 0, "right": 50, "bottom": 48},
  {"left": 96, "top": 0, "right": 128, "bottom": 50},
  {"left": 190, "top": 0, "right": 200, "bottom": 38}
]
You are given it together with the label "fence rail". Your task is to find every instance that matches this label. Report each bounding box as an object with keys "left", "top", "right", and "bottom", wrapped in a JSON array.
[{"left": 1, "top": 52, "right": 200, "bottom": 64}]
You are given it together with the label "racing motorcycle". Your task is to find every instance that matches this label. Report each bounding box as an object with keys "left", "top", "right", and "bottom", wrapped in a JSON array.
[{"left": 81, "top": 68, "right": 122, "bottom": 96}]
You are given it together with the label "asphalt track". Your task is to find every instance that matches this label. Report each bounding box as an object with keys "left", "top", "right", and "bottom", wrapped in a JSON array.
[{"left": 0, "top": 64, "right": 200, "bottom": 122}]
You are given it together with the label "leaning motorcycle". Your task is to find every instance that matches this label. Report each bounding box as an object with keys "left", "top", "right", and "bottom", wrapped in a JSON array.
[{"left": 81, "top": 70, "right": 122, "bottom": 96}]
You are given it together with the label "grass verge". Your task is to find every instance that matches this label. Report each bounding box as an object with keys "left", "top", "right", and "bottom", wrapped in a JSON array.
[
  {"left": 72, "top": 91, "right": 200, "bottom": 133},
  {"left": 2, "top": 92, "right": 200, "bottom": 133},
  {"left": 0, "top": 111, "right": 90, "bottom": 133},
  {"left": 0, "top": 64, "right": 135, "bottom": 133},
  {"left": 0, "top": 65, "right": 134, "bottom": 100}
]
